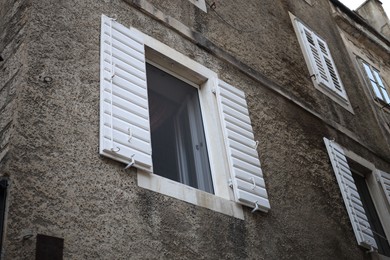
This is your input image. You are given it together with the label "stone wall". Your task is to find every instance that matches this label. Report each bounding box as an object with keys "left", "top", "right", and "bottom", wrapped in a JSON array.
[{"left": 1, "top": 0, "right": 388, "bottom": 259}]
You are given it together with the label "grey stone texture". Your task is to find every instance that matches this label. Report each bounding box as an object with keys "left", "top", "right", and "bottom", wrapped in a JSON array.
[{"left": 0, "top": 0, "right": 389, "bottom": 259}]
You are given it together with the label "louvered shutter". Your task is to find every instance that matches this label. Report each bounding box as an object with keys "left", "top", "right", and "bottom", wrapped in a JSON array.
[
  {"left": 216, "top": 80, "right": 270, "bottom": 212},
  {"left": 297, "top": 21, "right": 347, "bottom": 100},
  {"left": 324, "top": 138, "right": 377, "bottom": 249},
  {"left": 376, "top": 170, "right": 390, "bottom": 206},
  {"left": 100, "top": 15, "right": 152, "bottom": 172}
]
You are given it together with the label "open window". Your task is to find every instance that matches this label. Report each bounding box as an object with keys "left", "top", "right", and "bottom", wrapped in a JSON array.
[
  {"left": 99, "top": 15, "right": 270, "bottom": 218},
  {"left": 146, "top": 63, "right": 213, "bottom": 194},
  {"left": 324, "top": 138, "right": 390, "bottom": 256}
]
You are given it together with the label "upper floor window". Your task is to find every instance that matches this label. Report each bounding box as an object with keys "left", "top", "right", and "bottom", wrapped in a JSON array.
[
  {"left": 290, "top": 14, "right": 352, "bottom": 112},
  {"left": 361, "top": 61, "right": 390, "bottom": 105}
]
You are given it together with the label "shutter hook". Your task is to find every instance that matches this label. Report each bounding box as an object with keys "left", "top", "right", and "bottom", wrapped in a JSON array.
[
  {"left": 128, "top": 128, "right": 133, "bottom": 142},
  {"left": 250, "top": 177, "right": 256, "bottom": 190},
  {"left": 111, "top": 147, "right": 120, "bottom": 153},
  {"left": 124, "top": 154, "right": 135, "bottom": 169},
  {"left": 251, "top": 201, "right": 260, "bottom": 213},
  {"left": 254, "top": 140, "right": 259, "bottom": 150},
  {"left": 111, "top": 63, "right": 116, "bottom": 79}
]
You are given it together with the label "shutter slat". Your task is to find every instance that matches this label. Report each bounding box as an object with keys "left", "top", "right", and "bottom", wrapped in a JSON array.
[
  {"left": 103, "top": 114, "right": 149, "bottom": 142},
  {"left": 323, "top": 138, "right": 377, "bottom": 249},
  {"left": 103, "top": 125, "right": 151, "bottom": 154},
  {"left": 103, "top": 103, "right": 149, "bottom": 131},
  {"left": 226, "top": 128, "right": 256, "bottom": 148},
  {"left": 217, "top": 80, "right": 270, "bottom": 212},
  {"left": 100, "top": 15, "right": 152, "bottom": 171}
]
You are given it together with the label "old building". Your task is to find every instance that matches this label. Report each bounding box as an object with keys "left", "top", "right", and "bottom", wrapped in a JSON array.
[{"left": 0, "top": 0, "right": 389, "bottom": 259}]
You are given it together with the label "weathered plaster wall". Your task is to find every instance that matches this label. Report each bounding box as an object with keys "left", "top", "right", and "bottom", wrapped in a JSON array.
[
  {"left": 0, "top": 0, "right": 28, "bottom": 166},
  {"left": 2, "top": 0, "right": 389, "bottom": 259},
  {"left": 331, "top": 2, "right": 390, "bottom": 165},
  {"left": 158, "top": 0, "right": 390, "bottom": 158}
]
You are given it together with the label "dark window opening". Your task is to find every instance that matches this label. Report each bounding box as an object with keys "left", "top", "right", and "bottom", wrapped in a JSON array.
[
  {"left": 146, "top": 63, "right": 214, "bottom": 193},
  {"left": 352, "top": 171, "right": 390, "bottom": 256},
  {"left": 0, "top": 180, "right": 7, "bottom": 254}
]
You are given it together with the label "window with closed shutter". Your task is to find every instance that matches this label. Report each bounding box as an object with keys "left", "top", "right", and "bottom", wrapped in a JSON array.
[{"left": 292, "top": 15, "right": 350, "bottom": 107}]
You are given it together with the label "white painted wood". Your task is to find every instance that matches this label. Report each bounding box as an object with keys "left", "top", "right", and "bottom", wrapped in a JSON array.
[
  {"left": 100, "top": 15, "right": 152, "bottom": 171},
  {"left": 297, "top": 20, "right": 347, "bottom": 100},
  {"left": 216, "top": 79, "right": 270, "bottom": 212},
  {"left": 377, "top": 170, "right": 390, "bottom": 207},
  {"left": 324, "top": 138, "right": 377, "bottom": 249}
]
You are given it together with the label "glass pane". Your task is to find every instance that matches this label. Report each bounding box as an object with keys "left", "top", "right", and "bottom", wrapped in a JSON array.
[
  {"left": 372, "top": 70, "right": 390, "bottom": 103},
  {"left": 363, "top": 63, "right": 375, "bottom": 80},
  {"left": 373, "top": 70, "right": 385, "bottom": 87},
  {"left": 370, "top": 81, "right": 383, "bottom": 100},
  {"left": 146, "top": 63, "right": 214, "bottom": 194},
  {"left": 380, "top": 87, "right": 390, "bottom": 104}
]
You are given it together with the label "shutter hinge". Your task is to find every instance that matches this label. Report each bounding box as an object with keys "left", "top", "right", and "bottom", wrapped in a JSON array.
[
  {"left": 211, "top": 88, "right": 216, "bottom": 94},
  {"left": 374, "top": 171, "right": 381, "bottom": 183},
  {"left": 228, "top": 179, "right": 233, "bottom": 188}
]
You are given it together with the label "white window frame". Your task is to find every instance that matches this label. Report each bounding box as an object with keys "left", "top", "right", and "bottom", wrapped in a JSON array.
[
  {"left": 138, "top": 37, "right": 244, "bottom": 218},
  {"left": 99, "top": 15, "right": 271, "bottom": 219},
  {"left": 359, "top": 59, "right": 390, "bottom": 106},
  {"left": 289, "top": 13, "right": 353, "bottom": 113},
  {"left": 324, "top": 138, "right": 390, "bottom": 256}
]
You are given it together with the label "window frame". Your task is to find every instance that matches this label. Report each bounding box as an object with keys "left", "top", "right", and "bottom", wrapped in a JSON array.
[
  {"left": 358, "top": 58, "right": 390, "bottom": 106},
  {"left": 137, "top": 36, "right": 244, "bottom": 219}
]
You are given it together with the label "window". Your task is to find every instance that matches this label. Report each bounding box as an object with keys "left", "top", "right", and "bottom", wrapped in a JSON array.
[
  {"left": 324, "top": 138, "right": 390, "bottom": 256},
  {"left": 361, "top": 61, "right": 390, "bottom": 105},
  {"left": 146, "top": 63, "right": 213, "bottom": 193},
  {"left": 0, "top": 180, "right": 7, "bottom": 254},
  {"left": 352, "top": 171, "right": 390, "bottom": 256},
  {"left": 99, "top": 15, "right": 270, "bottom": 218},
  {"left": 290, "top": 14, "right": 351, "bottom": 111}
]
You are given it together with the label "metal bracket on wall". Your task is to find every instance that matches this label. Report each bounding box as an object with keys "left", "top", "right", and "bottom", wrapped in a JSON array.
[
  {"left": 251, "top": 201, "right": 260, "bottom": 213},
  {"left": 124, "top": 154, "right": 135, "bottom": 169}
]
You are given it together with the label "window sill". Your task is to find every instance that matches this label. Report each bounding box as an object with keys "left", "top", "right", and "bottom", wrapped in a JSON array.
[
  {"left": 137, "top": 171, "right": 245, "bottom": 219},
  {"left": 314, "top": 82, "right": 354, "bottom": 114}
]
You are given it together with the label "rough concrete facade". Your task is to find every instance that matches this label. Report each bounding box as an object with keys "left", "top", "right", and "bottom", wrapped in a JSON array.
[{"left": 0, "top": 0, "right": 389, "bottom": 259}]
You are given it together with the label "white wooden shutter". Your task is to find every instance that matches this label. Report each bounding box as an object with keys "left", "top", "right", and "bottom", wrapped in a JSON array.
[
  {"left": 297, "top": 21, "right": 347, "bottom": 100},
  {"left": 100, "top": 15, "right": 152, "bottom": 172},
  {"left": 324, "top": 138, "right": 377, "bottom": 249},
  {"left": 216, "top": 80, "right": 270, "bottom": 212},
  {"left": 376, "top": 170, "right": 390, "bottom": 206}
]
